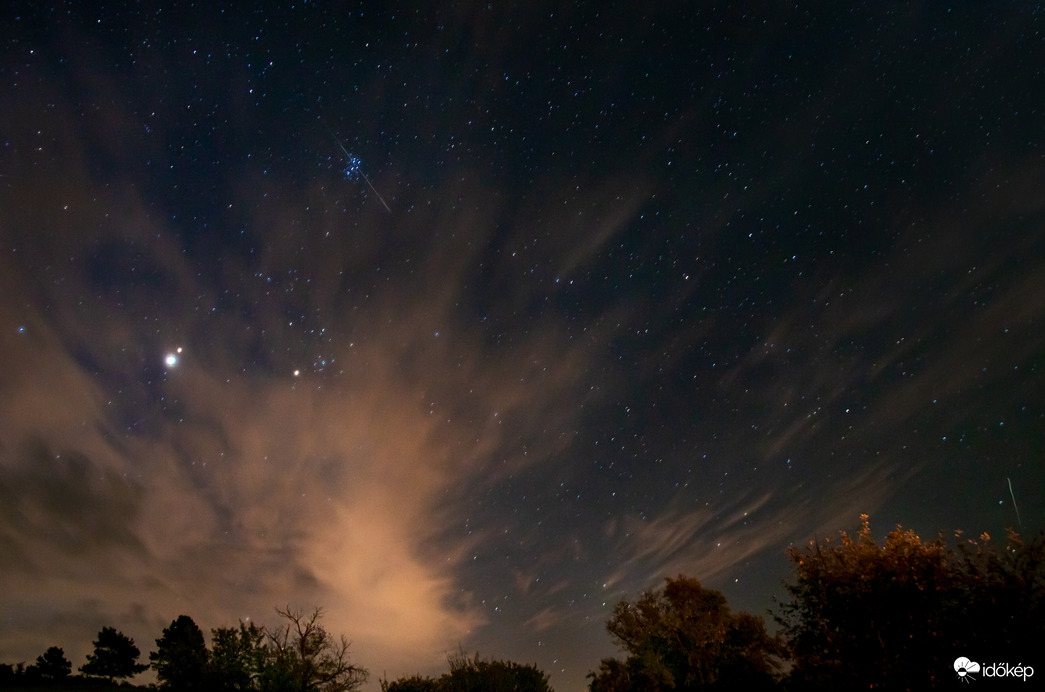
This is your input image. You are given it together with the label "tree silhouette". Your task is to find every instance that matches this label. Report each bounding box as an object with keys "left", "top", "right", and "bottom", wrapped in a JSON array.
[
  {"left": 0, "top": 664, "right": 19, "bottom": 687},
  {"left": 586, "top": 658, "right": 634, "bottom": 692},
  {"left": 589, "top": 575, "right": 783, "bottom": 691},
  {"left": 151, "top": 615, "right": 209, "bottom": 689},
  {"left": 32, "top": 646, "right": 72, "bottom": 680},
  {"left": 80, "top": 626, "right": 148, "bottom": 682},
  {"left": 380, "top": 651, "right": 552, "bottom": 692},
  {"left": 777, "top": 515, "right": 1045, "bottom": 690},
  {"left": 442, "top": 650, "right": 552, "bottom": 692},
  {"left": 261, "top": 606, "right": 368, "bottom": 692},
  {"left": 209, "top": 622, "right": 268, "bottom": 691},
  {"left": 380, "top": 674, "right": 441, "bottom": 692}
]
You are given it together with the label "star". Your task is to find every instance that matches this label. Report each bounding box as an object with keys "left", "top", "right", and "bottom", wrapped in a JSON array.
[{"left": 165, "top": 347, "right": 183, "bottom": 368}]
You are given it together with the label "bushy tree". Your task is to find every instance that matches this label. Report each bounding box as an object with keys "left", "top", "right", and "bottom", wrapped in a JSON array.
[
  {"left": 589, "top": 575, "right": 783, "bottom": 691},
  {"left": 209, "top": 621, "right": 268, "bottom": 691},
  {"left": 260, "top": 606, "right": 368, "bottom": 692},
  {"left": 954, "top": 527, "right": 1045, "bottom": 660},
  {"left": 151, "top": 615, "right": 209, "bottom": 689},
  {"left": 381, "top": 651, "right": 551, "bottom": 692},
  {"left": 443, "top": 650, "right": 552, "bottom": 692},
  {"left": 587, "top": 658, "right": 635, "bottom": 692},
  {"left": 80, "top": 626, "right": 148, "bottom": 682},
  {"left": 32, "top": 646, "right": 72, "bottom": 680},
  {"left": 777, "top": 515, "right": 1045, "bottom": 690},
  {"left": 380, "top": 673, "right": 441, "bottom": 692},
  {"left": 0, "top": 663, "right": 19, "bottom": 687}
]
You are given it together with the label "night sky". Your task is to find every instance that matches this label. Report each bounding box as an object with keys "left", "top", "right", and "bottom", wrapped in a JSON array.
[{"left": 2, "top": 3, "right": 1044, "bottom": 690}]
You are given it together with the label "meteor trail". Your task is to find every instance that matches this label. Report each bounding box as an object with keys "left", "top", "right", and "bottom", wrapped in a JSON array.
[
  {"left": 1008, "top": 477, "right": 1023, "bottom": 529},
  {"left": 324, "top": 124, "right": 391, "bottom": 212}
]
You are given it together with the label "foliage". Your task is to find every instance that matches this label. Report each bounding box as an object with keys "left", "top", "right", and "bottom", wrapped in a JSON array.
[
  {"left": 589, "top": 575, "right": 783, "bottom": 691},
  {"left": 954, "top": 526, "right": 1045, "bottom": 658},
  {"left": 151, "top": 615, "right": 209, "bottom": 689},
  {"left": 32, "top": 646, "right": 72, "bottom": 680},
  {"left": 587, "top": 658, "right": 640, "bottom": 692},
  {"left": 149, "top": 618, "right": 207, "bottom": 689},
  {"left": 0, "top": 664, "right": 18, "bottom": 687},
  {"left": 4, "top": 525, "right": 1038, "bottom": 692},
  {"left": 777, "top": 515, "right": 1045, "bottom": 690},
  {"left": 443, "top": 650, "right": 552, "bottom": 692},
  {"left": 0, "top": 607, "right": 362, "bottom": 692},
  {"left": 380, "top": 673, "right": 441, "bottom": 692},
  {"left": 259, "top": 606, "right": 368, "bottom": 692},
  {"left": 208, "top": 622, "right": 268, "bottom": 691},
  {"left": 380, "top": 651, "right": 552, "bottom": 692},
  {"left": 79, "top": 626, "right": 148, "bottom": 682}
]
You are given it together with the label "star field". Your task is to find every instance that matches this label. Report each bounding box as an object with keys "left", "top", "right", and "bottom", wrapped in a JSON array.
[{"left": 1, "top": 3, "right": 1044, "bottom": 691}]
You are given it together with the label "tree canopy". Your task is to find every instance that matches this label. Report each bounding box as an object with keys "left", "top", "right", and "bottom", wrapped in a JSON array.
[
  {"left": 32, "top": 646, "right": 72, "bottom": 680},
  {"left": 79, "top": 626, "right": 148, "bottom": 682},
  {"left": 2, "top": 520, "right": 1041, "bottom": 692},
  {"left": 589, "top": 575, "right": 783, "bottom": 691},
  {"left": 151, "top": 614, "right": 209, "bottom": 689},
  {"left": 260, "top": 606, "right": 368, "bottom": 692},
  {"left": 381, "top": 651, "right": 552, "bottom": 692},
  {"left": 209, "top": 621, "right": 267, "bottom": 691},
  {"left": 777, "top": 515, "right": 1045, "bottom": 690}
]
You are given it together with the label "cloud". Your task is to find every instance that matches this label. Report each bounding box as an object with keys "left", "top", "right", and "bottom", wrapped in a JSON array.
[
  {"left": 0, "top": 61, "right": 652, "bottom": 679},
  {"left": 0, "top": 131, "right": 646, "bottom": 679},
  {"left": 0, "top": 441, "right": 145, "bottom": 566},
  {"left": 523, "top": 606, "right": 570, "bottom": 634},
  {"left": 602, "top": 457, "right": 905, "bottom": 599},
  {"left": 1, "top": 300, "right": 487, "bottom": 665},
  {"left": 603, "top": 491, "right": 780, "bottom": 590}
]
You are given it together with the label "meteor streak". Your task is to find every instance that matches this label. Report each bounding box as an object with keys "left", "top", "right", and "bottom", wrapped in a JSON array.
[
  {"left": 1007, "top": 477, "right": 1022, "bottom": 529},
  {"left": 324, "top": 124, "right": 391, "bottom": 212}
]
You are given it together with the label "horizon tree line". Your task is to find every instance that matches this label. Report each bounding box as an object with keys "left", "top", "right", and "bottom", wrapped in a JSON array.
[
  {"left": 3, "top": 517, "right": 1042, "bottom": 691},
  {"left": 0, "top": 606, "right": 367, "bottom": 692}
]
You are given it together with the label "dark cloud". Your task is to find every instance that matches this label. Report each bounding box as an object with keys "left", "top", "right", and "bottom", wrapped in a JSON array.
[{"left": 0, "top": 441, "right": 144, "bottom": 566}]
